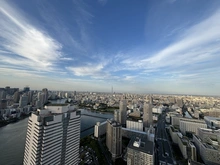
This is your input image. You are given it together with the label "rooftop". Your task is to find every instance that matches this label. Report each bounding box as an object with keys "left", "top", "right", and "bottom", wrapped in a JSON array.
[{"left": 128, "top": 136, "right": 153, "bottom": 155}]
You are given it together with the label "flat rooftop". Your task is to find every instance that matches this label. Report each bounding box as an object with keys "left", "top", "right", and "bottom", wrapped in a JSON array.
[{"left": 128, "top": 137, "right": 153, "bottom": 155}]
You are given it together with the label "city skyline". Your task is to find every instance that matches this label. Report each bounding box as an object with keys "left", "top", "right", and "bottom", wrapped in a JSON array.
[{"left": 0, "top": 0, "right": 220, "bottom": 95}]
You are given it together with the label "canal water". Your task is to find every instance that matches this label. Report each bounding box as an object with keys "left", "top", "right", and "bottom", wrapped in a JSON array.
[{"left": 0, "top": 108, "right": 113, "bottom": 165}]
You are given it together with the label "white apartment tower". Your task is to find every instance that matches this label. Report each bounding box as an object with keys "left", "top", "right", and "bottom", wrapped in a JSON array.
[{"left": 23, "top": 104, "right": 80, "bottom": 165}]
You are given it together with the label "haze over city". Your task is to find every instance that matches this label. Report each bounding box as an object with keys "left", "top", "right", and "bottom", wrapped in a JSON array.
[{"left": 0, "top": 0, "right": 220, "bottom": 95}]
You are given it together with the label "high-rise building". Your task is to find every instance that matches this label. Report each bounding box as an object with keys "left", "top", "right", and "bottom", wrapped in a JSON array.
[
  {"left": 0, "top": 90, "right": 6, "bottom": 100},
  {"left": 19, "top": 95, "right": 28, "bottom": 108},
  {"left": 42, "top": 88, "right": 48, "bottom": 104},
  {"left": 119, "top": 100, "right": 127, "bottom": 126},
  {"left": 23, "top": 104, "right": 80, "bottom": 165},
  {"left": 148, "top": 95, "right": 153, "bottom": 105},
  {"left": 106, "top": 119, "right": 122, "bottom": 160},
  {"left": 39, "top": 93, "right": 45, "bottom": 108},
  {"left": 114, "top": 109, "right": 120, "bottom": 122},
  {"left": 127, "top": 137, "right": 154, "bottom": 165},
  {"left": 143, "top": 102, "right": 153, "bottom": 127},
  {"left": 27, "top": 91, "right": 34, "bottom": 103},
  {"left": 13, "top": 91, "right": 20, "bottom": 103}
]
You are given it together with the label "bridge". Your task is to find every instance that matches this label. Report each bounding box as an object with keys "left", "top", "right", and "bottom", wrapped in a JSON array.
[
  {"left": 80, "top": 126, "right": 94, "bottom": 133},
  {"left": 80, "top": 114, "right": 109, "bottom": 133}
]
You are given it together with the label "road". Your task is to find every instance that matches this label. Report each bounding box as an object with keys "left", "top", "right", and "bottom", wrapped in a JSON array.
[
  {"left": 98, "top": 138, "right": 112, "bottom": 165},
  {"left": 155, "top": 112, "right": 174, "bottom": 165}
]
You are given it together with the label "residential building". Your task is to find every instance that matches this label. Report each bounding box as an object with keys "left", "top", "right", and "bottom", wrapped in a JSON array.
[{"left": 106, "top": 119, "right": 122, "bottom": 159}]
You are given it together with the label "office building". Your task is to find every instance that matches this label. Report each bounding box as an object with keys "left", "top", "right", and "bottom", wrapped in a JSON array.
[
  {"left": 119, "top": 100, "right": 127, "bottom": 126},
  {"left": 28, "top": 91, "right": 34, "bottom": 104},
  {"left": 23, "top": 104, "right": 80, "bottom": 165},
  {"left": 143, "top": 102, "right": 153, "bottom": 127},
  {"left": 13, "top": 91, "right": 20, "bottom": 103},
  {"left": 106, "top": 119, "right": 122, "bottom": 159},
  {"left": 42, "top": 88, "right": 48, "bottom": 104},
  {"left": 19, "top": 95, "right": 28, "bottom": 108},
  {"left": 127, "top": 137, "right": 154, "bottom": 165},
  {"left": 114, "top": 109, "right": 120, "bottom": 122}
]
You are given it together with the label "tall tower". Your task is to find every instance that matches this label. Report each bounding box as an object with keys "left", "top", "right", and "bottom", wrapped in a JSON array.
[
  {"left": 27, "top": 91, "right": 33, "bottom": 103},
  {"left": 23, "top": 104, "right": 80, "bottom": 165},
  {"left": 114, "top": 110, "right": 120, "bottom": 122},
  {"left": 148, "top": 95, "right": 153, "bottom": 105},
  {"left": 119, "top": 99, "right": 127, "bottom": 126},
  {"left": 143, "top": 102, "right": 153, "bottom": 127},
  {"left": 42, "top": 88, "right": 48, "bottom": 104},
  {"left": 106, "top": 119, "right": 122, "bottom": 160},
  {"left": 13, "top": 91, "right": 20, "bottom": 103}
]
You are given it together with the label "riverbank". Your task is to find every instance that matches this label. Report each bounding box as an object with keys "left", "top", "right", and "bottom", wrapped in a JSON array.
[
  {"left": 79, "top": 105, "right": 118, "bottom": 114},
  {"left": 0, "top": 114, "right": 30, "bottom": 127}
]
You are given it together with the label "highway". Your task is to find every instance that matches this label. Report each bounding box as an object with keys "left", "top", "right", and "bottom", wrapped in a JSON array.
[{"left": 155, "top": 112, "right": 174, "bottom": 165}]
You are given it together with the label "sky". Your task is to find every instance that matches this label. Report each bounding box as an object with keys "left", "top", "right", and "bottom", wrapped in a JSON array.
[{"left": 0, "top": 0, "right": 220, "bottom": 95}]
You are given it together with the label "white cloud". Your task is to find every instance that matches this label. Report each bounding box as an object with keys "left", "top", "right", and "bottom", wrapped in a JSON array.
[
  {"left": 0, "top": 0, "right": 63, "bottom": 71},
  {"left": 120, "top": 10, "right": 220, "bottom": 81},
  {"left": 0, "top": 67, "right": 46, "bottom": 78},
  {"left": 66, "top": 64, "right": 104, "bottom": 76}
]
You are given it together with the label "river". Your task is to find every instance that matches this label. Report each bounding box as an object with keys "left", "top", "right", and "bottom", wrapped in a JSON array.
[{"left": 0, "top": 108, "right": 113, "bottom": 165}]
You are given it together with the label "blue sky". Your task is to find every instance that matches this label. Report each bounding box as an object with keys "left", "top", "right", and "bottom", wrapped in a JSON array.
[{"left": 0, "top": 0, "right": 220, "bottom": 95}]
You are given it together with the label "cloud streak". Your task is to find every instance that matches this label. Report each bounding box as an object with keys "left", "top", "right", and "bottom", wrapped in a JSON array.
[
  {"left": 0, "top": 0, "right": 63, "bottom": 71},
  {"left": 120, "top": 10, "right": 220, "bottom": 83}
]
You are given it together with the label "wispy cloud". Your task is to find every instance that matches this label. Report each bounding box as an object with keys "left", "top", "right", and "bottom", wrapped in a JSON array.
[
  {"left": 0, "top": 0, "right": 63, "bottom": 72},
  {"left": 66, "top": 64, "right": 105, "bottom": 77},
  {"left": 120, "top": 10, "right": 220, "bottom": 83}
]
